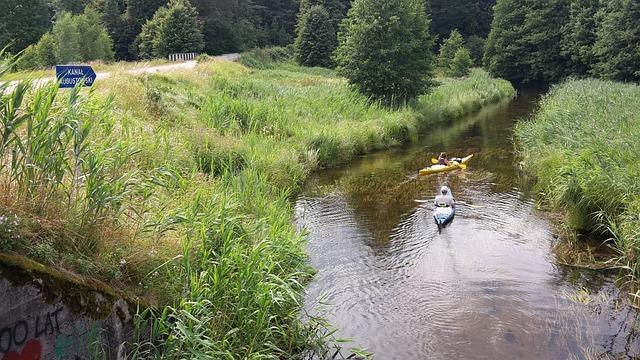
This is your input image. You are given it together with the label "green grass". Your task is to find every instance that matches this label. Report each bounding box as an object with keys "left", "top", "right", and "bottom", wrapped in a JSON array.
[
  {"left": 515, "top": 78, "right": 640, "bottom": 299},
  {"left": 1, "top": 55, "right": 513, "bottom": 358}
]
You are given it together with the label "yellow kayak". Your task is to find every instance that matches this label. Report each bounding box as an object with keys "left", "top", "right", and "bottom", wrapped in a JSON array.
[{"left": 419, "top": 154, "right": 474, "bottom": 176}]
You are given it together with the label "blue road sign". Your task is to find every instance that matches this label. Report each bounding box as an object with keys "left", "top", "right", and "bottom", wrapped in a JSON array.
[{"left": 55, "top": 65, "right": 97, "bottom": 88}]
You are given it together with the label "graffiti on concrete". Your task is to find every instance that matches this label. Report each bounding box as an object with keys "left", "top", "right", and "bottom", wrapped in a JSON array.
[
  {"left": 0, "top": 254, "right": 142, "bottom": 360},
  {"left": 0, "top": 307, "right": 63, "bottom": 353}
]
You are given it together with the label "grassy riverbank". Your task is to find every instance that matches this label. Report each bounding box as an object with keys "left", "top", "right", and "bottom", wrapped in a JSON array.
[
  {"left": 0, "top": 56, "right": 513, "bottom": 357},
  {"left": 516, "top": 79, "right": 640, "bottom": 297}
]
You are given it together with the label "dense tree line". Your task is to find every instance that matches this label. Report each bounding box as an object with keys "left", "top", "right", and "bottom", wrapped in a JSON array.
[
  {"left": 3, "top": 0, "right": 498, "bottom": 64},
  {"left": 484, "top": 0, "right": 640, "bottom": 84}
]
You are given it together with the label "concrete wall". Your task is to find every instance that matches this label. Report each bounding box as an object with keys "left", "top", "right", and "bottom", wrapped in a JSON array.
[{"left": 0, "top": 254, "right": 139, "bottom": 360}]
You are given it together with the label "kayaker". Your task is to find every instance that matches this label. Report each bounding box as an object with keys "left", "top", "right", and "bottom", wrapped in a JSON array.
[
  {"left": 438, "top": 152, "right": 449, "bottom": 165},
  {"left": 434, "top": 186, "right": 455, "bottom": 208}
]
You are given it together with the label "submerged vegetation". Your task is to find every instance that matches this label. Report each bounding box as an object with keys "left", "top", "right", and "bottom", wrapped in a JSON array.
[
  {"left": 0, "top": 53, "right": 513, "bottom": 357},
  {"left": 516, "top": 79, "right": 640, "bottom": 300}
]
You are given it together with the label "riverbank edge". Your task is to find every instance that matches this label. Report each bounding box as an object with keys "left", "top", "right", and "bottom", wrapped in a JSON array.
[
  {"left": 0, "top": 59, "right": 515, "bottom": 357},
  {"left": 514, "top": 78, "right": 640, "bottom": 304}
]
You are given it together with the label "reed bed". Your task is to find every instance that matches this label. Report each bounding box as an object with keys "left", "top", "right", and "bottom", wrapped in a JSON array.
[
  {"left": 0, "top": 55, "right": 513, "bottom": 358},
  {"left": 515, "top": 78, "right": 640, "bottom": 300}
]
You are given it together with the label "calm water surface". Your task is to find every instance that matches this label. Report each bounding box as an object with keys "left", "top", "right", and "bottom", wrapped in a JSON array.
[{"left": 295, "top": 92, "right": 640, "bottom": 359}]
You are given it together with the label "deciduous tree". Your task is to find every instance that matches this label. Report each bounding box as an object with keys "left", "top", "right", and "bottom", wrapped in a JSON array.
[{"left": 335, "top": 0, "right": 434, "bottom": 104}]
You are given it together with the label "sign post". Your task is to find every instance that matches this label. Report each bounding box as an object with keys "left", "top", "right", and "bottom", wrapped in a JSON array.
[{"left": 55, "top": 65, "right": 97, "bottom": 88}]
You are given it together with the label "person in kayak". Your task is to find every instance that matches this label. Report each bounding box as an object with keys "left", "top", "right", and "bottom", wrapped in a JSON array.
[
  {"left": 434, "top": 186, "right": 455, "bottom": 208},
  {"left": 438, "top": 152, "right": 449, "bottom": 165}
]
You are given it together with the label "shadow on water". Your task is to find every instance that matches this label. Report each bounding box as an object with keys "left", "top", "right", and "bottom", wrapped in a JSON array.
[{"left": 296, "top": 90, "right": 640, "bottom": 359}]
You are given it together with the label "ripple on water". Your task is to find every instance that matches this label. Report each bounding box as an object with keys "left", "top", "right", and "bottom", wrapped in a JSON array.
[{"left": 298, "top": 93, "right": 640, "bottom": 359}]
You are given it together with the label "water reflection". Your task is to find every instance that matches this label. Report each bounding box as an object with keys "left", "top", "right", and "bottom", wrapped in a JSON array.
[{"left": 296, "top": 91, "right": 640, "bottom": 359}]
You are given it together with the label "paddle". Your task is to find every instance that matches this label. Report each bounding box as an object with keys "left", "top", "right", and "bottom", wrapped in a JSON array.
[{"left": 431, "top": 158, "right": 439, "bottom": 164}]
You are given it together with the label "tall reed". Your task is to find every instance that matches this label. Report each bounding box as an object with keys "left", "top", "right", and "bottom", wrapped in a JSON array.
[{"left": 515, "top": 78, "right": 640, "bottom": 299}]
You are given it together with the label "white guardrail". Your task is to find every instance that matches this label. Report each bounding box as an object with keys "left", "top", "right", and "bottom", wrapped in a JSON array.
[{"left": 168, "top": 52, "right": 199, "bottom": 61}]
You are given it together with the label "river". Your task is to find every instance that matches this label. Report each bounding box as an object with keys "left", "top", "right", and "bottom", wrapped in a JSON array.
[{"left": 295, "top": 91, "right": 640, "bottom": 359}]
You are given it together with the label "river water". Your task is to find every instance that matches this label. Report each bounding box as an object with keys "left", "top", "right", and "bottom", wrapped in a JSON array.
[{"left": 295, "top": 92, "right": 640, "bottom": 359}]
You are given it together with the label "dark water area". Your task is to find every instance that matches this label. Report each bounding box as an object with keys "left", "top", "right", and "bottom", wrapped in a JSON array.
[{"left": 295, "top": 92, "right": 640, "bottom": 359}]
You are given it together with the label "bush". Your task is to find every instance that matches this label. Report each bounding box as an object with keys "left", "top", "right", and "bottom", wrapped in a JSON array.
[
  {"left": 335, "top": 0, "right": 435, "bottom": 104},
  {"left": 294, "top": 5, "right": 336, "bottom": 68}
]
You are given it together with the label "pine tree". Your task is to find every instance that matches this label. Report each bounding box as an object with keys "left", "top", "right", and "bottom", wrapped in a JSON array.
[
  {"left": 294, "top": 5, "right": 336, "bottom": 67},
  {"left": 135, "top": 7, "right": 165, "bottom": 58},
  {"left": 427, "top": 0, "right": 477, "bottom": 39},
  {"left": 591, "top": 0, "right": 640, "bottom": 82},
  {"left": 437, "top": 29, "right": 464, "bottom": 69},
  {"left": 102, "top": 0, "right": 129, "bottom": 59},
  {"left": 53, "top": 0, "right": 90, "bottom": 14},
  {"left": 137, "top": 0, "right": 204, "bottom": 58},
  {"left": 77, "top": 8, "right": 114, "bottom": 61},
  {"left": 120, "top": 0, "right": 166, "bottom": 59},
  {"left": 298, "top": 0, "right": 350, "bottom": 28},
  {"left": 448, "top": 46, "right": 473, "bottom": 77},
  {"left": 53, "top": 13, "right": 81, "bottom": 63},
  {"left": 335, "top": 0, "right": 435, "bottom": 104},
  {"left": 560, "top": 0, "right": 598, "bottom": 75},
  {"left": 0, "top": 0, "right": 52, "bottom": 53},
  {"left": 484, "top": 0, "right": 570, "bottom": 85},
  {"left": 465, "top": 35, "right": 485, "bottom": 65}
]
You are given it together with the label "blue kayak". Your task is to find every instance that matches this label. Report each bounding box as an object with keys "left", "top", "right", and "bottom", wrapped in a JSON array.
[
  {"left": 433, "top": 188, "right": 455, "bottom": 232},
  {"left": 434, "top": 205, "right": 455, "bottom": 232}
]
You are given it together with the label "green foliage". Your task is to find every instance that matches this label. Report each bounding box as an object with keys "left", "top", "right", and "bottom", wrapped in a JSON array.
[
  {"left": 76, "top": 8, "right": 115, "bottom": 62},
  {"left": 53, "top": 13, "right": 81, "bottom": 64},
  {"left": 484, "top": 0, "right": 570, "bottom": 85},
  {"left": 136, "top": 0, "right": 204, "bottom": 58},
  {"left": 335, "top": 0, "right": 435, "bottom": 104},
  {"left": 516, "top": 78, "right": 640, "bottom": 295},
  {"left": 17, "top": 10, "right": 114, "bottom": 69},
  {"left": 0, "top": 0, "right": 52, "bottom": 53},
  {"left": 15, "top": 33, "right": 57, "bottom": 70},
  {"left": 298, "top": 0, "right": 350, "bottom": 28},
  {"left": 465, "top": 35, "right": 485, "bottom": 65},
  {"left": 0, "top": 81, "right": 139, "bottom": 239},
  {"left": 448, "top": 46, "right": 473, "bottom": 77},
  {"left": 427, "top": 0, "right": 495, "bottom": 40},
  {"left": 592, "top": 0, "right": 640, "bottom": 82},
  {"left": 53, "top": 0, "right": 90, "bottom": 13},
  {"left": 560, "top": 0, "right": 598, "bottom": 76},
  {"left": 294, "top": 5, "right": 336, "bottom": 68},
  {"left": 437, "top": 29, "right": 464, "bottom": 69}
]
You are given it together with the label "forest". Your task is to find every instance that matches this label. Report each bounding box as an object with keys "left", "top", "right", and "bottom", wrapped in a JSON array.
[{"left": 1, "top": 0, "right": 494, "bottom": 68}]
